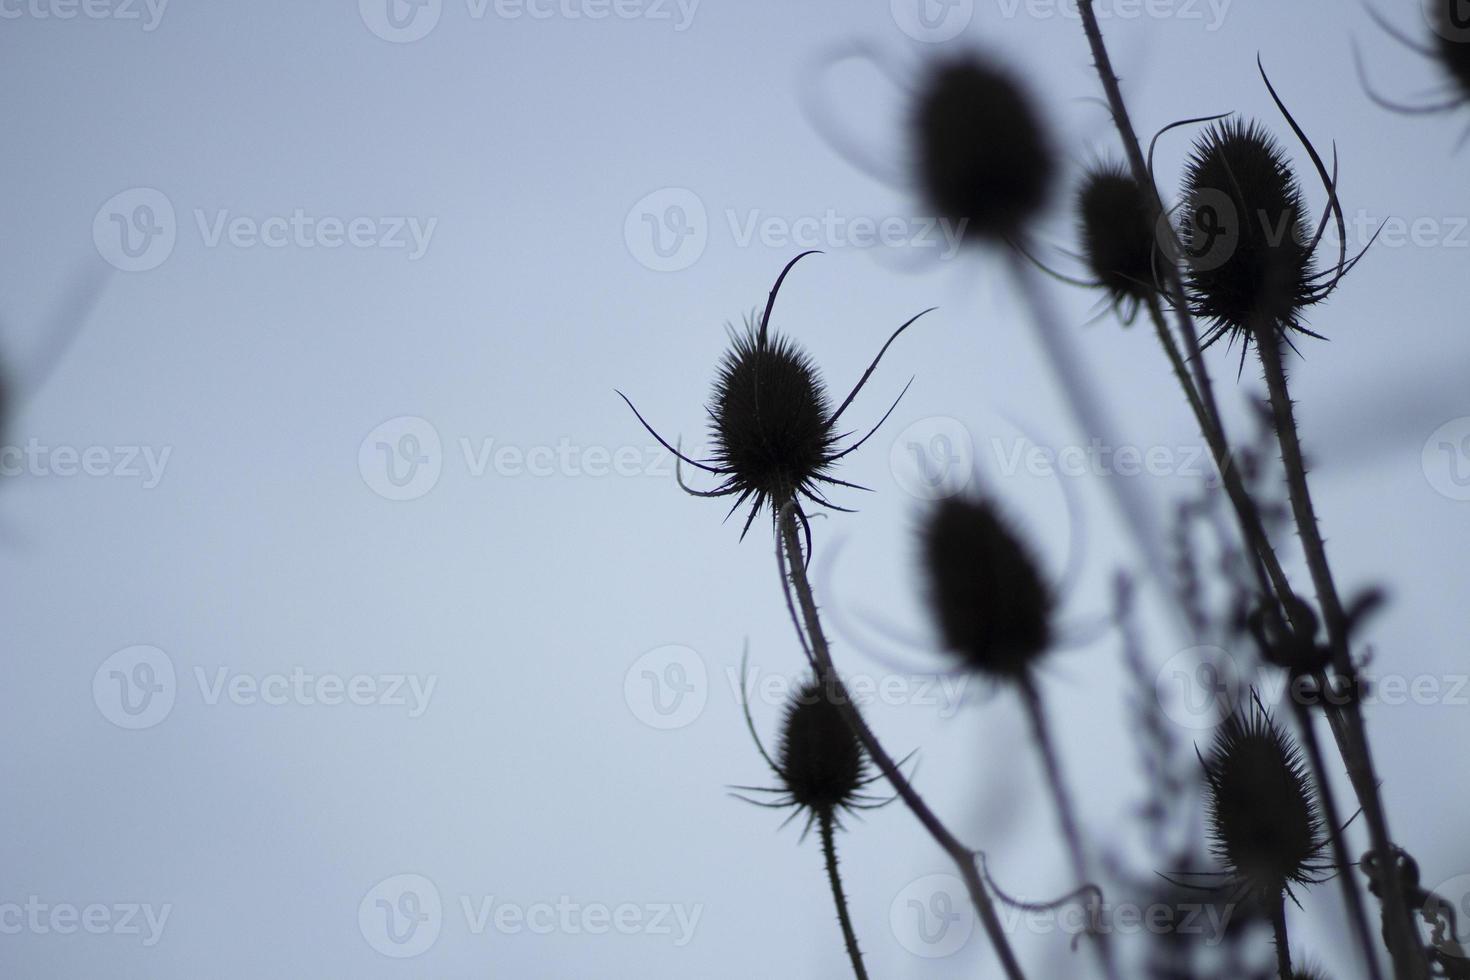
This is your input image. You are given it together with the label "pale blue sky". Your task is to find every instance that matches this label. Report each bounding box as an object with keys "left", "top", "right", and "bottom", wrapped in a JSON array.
[{"left": 1, "top": 1, "right": 1468, "bottom": 976}]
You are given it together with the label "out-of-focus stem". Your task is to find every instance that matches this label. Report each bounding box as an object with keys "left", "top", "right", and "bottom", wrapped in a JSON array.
[{"left": 1017, "top": 671, "right": 1119, "bottom": 980}]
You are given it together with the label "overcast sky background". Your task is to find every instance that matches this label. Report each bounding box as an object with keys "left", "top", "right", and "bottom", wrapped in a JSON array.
[{"left": 1, "top": 0, "right": 1469, "bottom": 976}]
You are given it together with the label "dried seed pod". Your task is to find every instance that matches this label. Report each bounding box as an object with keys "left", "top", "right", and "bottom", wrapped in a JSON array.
[
  {"left": 777, "top": 680, "right": 868, "bottom": 815},
  {"left": 911, "top": 55, "right": 1055, "bottom": 243},
  {"left": 734, "top": 669, "right": 893, "bottom": 829},
  {"left": 1180, "top": 119, "right": 1318, "bottom": 349},
  {"left": 1077, "top": 164, "right": 1158, "bottom": 316},
  {"left": 707, "top": 324, "right": 836, "bottom": 521},
  {"left": 920, "top": 496, "right": 1052, "bottom": 678},
  {"left": 619, "top": 252, "right": 930, "bottom": 542},
  {"left": 1203, "top": 699, "right": 1328, "bottom": 904}
]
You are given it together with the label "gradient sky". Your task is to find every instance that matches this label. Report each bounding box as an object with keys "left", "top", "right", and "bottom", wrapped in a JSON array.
[{"left": 1, "top": 1, "right": 1468, "bottom": 976}]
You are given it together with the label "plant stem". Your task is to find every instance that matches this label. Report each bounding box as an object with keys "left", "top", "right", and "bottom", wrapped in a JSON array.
[
  {"left": 774, "top": 503, "right": 1027, "bottom": 980},
  {"left": 1072, "top": 1, "right": 1424, "bottom": 971},
  {"left": 1289, "top": 695, "right": 1384, "bottom": 980},
  {"left": 1009, "top": 251, "right": 1173, "bottom": 608},
  {"left": 1270, "top": 894, "right": 1294, "bottom": 980},
  {"left": 1016, "top": 670, "right": 1120, "bottom": 980},
  {"left": 819, "top": 811, "right": 869, "bottom": 980},
  {"left": 1254, "top": 330, "right": 1424, "bottom": 979}
]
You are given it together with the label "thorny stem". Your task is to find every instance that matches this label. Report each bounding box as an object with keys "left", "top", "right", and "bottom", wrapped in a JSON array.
[
  {"left": 1255, "top": 332, "right": 1423, "bottom": 978},
  {"left": 1141, "top": 294, "right": 1296, "bottom": 612},
  {"left": 1148, "top": 298, "right": 1380, "bottom": 980},
  {"left": 1270, "top": 895, "right": 1294, "bottom": 980},
  {"left": 819, "top": 812, "right": 869, "bottom": 980},
  {"left": 1016, "top": 671, "right": 1120, "bottom": 980},
  {"left": 1289, "top": 695, "right": 1385, "bottom": 980},
  {"left": 774, "top": 502, "right": 1028, "bottom": 980},
  {"left": 1075, "top": 2, "right": 1423, "bottom": 973}
]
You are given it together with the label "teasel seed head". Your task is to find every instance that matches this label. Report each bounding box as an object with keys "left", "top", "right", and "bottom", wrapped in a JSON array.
[
  {"left": 618, "top": 252, "right": 929, "bottom": 542},
  {"left": 911, "top": 55, "right": 1055, "bottom": 243},
  {"left": 778, "top": 679, "right": 868, "bottom": 815},
  {"left": 708, "top": 321, "right": 836, "bottom": 517},
  {"left": 920, "top": 496, "right": 1052, "bottom": 679},
  {"left": 1077, "top": 164, "right": 1159, "bottom": 317},
  {"left": 1203, "top": 698, "right": 1328, "bottom": 905},
  {"left": 734, "top": 663, "right": 895, "bottom": 832},
  {"left": 1180, "top": 119, "right": 1318, "bottom": 349}
]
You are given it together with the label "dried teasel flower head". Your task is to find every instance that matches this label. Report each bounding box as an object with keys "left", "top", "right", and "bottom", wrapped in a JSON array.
[
  {"left": 1179, "top": 62, "right": 1367, "bottom": 358},
  {"left": 777, "top": 680, "right": 868, "bottom": 815},
  {"left": 911, "top": 55, "right": 1055, "bottom": 244},
  {"left": 1180, "top": 119, "right": 1315, "bottom": 348},
  {"left": 619, "top": 252, "right": 931, "bottom": 544},
  {"left": 735, "top": 668, "right": 894, "bottom": 832},
  {"left": 1077, "top": 163, "right": 1159, "bottom": 319},
  {"left": 920, "top": 496, "right": 1052, "bottom": 679},
  {"left": 1203, "top": 697, "right": 1329, "bottom": 905}
]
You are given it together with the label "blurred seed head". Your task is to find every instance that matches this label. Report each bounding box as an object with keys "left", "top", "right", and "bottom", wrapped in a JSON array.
[
  {"left": 1431, "top": 0, "right": 1470, "bottom": 99},
  {"left": 920, "top": 496, "right": 1052, "bottom": 678},
  {"left": 1203, "top": 700, "right": 1327, "bottom": 904},
  {"left": 1077, "top": 164, "right": 1159, "bottom": 317},
  {"left": 1180, "top": 119, "right": 1317, "bottom": 349},
  {"left": 911, "top": 55, "right": 1055, "bottom": 243}
]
